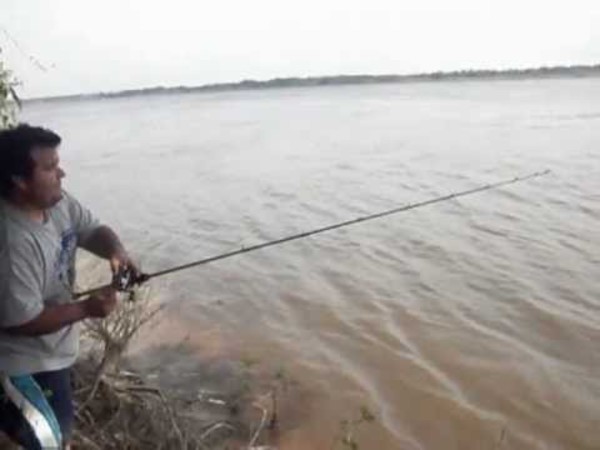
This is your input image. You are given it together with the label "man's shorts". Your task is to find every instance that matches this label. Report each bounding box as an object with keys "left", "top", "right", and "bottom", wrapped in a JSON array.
[{"left": 0, "top": 368, "right": 73, "bottom": 449}]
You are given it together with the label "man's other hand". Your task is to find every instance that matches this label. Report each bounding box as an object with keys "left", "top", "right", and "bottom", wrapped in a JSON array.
[{"left": 83, "top": 287, "right": 117, "bottom": 318}]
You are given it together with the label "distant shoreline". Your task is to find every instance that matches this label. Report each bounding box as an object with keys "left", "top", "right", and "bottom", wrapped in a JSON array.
[{"left": 26, "top": 64, "right": 600, "bottom": 103}]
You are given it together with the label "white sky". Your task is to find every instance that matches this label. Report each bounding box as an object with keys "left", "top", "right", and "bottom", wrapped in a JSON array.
[{"left": 2, "top": 0, "right": 599, "bottom": 98}]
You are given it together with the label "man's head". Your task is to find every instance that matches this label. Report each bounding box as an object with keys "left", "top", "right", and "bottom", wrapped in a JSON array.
[{"left": 0, "top": 124, "right": 65, "bottom": 208}]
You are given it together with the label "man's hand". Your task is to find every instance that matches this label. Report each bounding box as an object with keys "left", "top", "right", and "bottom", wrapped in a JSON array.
[
  {"left": 109, "top": 249, "right": 140, "bottom": 278},
  {"left": 79, "top": 226, "right": 140, "bottom": 278},
  {"left": 83, "top": 287, "right": 118, "bottom": 318},
  {"left": 4, "top": 287, "right": 119, "bottom": 337}
]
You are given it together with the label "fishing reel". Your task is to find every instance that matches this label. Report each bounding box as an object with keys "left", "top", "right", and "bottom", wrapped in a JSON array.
[{"left": 112, "top": 266, "right": 150, "bottom": 301}]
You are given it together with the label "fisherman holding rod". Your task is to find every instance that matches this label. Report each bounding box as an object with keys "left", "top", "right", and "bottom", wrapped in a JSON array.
[
  {"left": 0, "top": 123, "right": 549, "bottom": 450},
  {"left": 0, "top": 124, "right": 138, "bottom": 450}
]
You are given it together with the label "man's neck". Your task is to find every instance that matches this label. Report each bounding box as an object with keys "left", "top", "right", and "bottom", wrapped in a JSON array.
[{"left": 6, "top": 196, "right": 46, "bottom": 223}]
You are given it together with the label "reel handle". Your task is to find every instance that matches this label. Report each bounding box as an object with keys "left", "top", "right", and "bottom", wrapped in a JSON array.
[{"left": 112, "top": 266, "right": 150, "bottom": 291}]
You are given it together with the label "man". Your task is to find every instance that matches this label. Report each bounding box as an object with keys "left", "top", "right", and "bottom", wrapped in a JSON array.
[{"left": 0, "top": 124, "right": 137, "bottom": 449}]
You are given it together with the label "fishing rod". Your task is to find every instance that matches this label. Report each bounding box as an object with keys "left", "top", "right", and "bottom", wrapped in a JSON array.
[{"left": 74, "top": 169, "right": 550, "bottom": 299}]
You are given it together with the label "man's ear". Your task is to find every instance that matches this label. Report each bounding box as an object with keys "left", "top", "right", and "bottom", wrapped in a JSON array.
[{"left": 11, "top": 175, "right": 28, "bottom": 193}]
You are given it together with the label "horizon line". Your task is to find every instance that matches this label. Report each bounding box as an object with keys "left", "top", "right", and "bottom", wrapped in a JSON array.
[{"left": 25, "top": 62, "right": 600, "bottom": 102}]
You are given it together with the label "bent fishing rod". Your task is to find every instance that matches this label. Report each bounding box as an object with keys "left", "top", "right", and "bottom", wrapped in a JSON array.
[{"left": 74, "top": 169, "right": 550, "bottom": 299}]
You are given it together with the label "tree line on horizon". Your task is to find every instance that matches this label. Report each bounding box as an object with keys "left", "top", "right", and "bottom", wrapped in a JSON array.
[{"left": 29, "top": 63, "right": 600, "bottom": 102}]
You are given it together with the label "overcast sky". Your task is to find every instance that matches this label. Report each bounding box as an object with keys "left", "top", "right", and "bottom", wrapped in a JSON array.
[{"left": 2, "top": 0, "right": 599, "bottom": 98}]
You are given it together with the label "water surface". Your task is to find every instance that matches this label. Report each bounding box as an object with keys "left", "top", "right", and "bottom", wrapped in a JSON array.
[{"left": 24, "top": 78, "right": 600, "bottom": 449}]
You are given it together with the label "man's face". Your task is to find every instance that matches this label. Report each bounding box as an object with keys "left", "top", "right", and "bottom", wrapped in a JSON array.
[{"left": 18, "top": 146, "right": 66, "bottom": 208}]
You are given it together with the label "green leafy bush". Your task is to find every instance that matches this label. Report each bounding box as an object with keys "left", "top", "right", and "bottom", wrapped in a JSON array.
[{"left": 0, "top": 48, "right": 19, "bottom": 129}]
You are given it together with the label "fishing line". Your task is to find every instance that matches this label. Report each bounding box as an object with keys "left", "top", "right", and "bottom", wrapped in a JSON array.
[{"left": 75, "top": 169, "right": 550, "bottom": 298}]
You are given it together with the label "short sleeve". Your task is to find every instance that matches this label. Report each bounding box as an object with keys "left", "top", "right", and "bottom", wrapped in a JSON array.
[
  {"left": 63, "top": 191, "right": 100, "bottom": 245},
  {"left": 0, "top": 240, "right": 45, "bottom": 328}
]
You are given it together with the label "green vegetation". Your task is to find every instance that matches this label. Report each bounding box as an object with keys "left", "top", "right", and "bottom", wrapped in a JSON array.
[
  {"left": 30, "top": 63, "right": 600, "bottom": 102},
  {"left": 0, "top": 48, "right": 19, "bottom": 128}
]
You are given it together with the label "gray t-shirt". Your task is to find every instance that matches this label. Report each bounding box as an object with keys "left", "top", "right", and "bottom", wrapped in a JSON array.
[{"left": 0, "top": 191, "right": 99, "bottom": 376}]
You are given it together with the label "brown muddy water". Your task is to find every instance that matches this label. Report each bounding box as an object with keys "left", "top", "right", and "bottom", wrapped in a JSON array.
[{"left": 24, "top": 78, "right": 599, "bottom": 449}]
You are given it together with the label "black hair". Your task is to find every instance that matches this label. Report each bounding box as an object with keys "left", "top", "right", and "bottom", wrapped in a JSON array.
[{"left": 0, "top": 124, "right": 61, "bottom": 198}]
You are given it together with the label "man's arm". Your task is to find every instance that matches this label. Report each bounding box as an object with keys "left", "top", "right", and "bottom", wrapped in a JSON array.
[
  {"left": 79, "top": 225, "right": 138, "bottom": 275},
  {"left": 3, "top": 287, "right": 117, "bottom": 337},
  {"left": 79, "top": 225, "right": 125, "bottom": 260}
]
